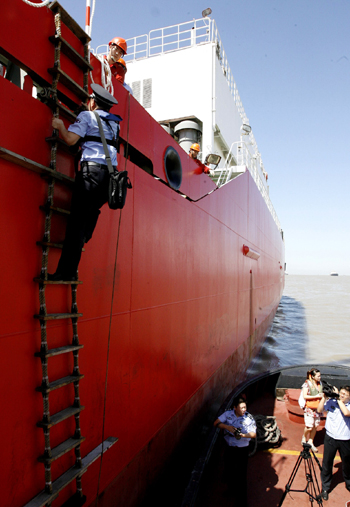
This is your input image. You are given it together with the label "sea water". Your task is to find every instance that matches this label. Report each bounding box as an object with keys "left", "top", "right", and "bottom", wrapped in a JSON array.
[{"left": 247, "top": 275, "right": 350, "bottom": 377}]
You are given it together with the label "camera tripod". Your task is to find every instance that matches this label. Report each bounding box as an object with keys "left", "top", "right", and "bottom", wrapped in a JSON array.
[{"left": 278, "top": 443, "right": 324, "bottom": 506}]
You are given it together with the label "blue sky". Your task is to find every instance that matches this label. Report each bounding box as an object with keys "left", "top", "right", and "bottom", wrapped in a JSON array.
[{"left": 58, "top": 0, "right": 350, "bottom": 275}]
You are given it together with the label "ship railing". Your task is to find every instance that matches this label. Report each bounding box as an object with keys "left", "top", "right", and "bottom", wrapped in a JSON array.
[
  {"left": 215, "top": 141, "right": 281, "bottom": 232},
  {"left": 148, "top": 18, "right": 212, "bottom": 56}
]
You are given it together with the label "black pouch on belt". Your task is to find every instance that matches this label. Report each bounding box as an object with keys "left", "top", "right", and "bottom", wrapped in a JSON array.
[
  {"left": 93, "top": 111, "right": 132, "bottom": 210},
  {"left": 108, "top": 170, "right": 132, "bottom": 210}
]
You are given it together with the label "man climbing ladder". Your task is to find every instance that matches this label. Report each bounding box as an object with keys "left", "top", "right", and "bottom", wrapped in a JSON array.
[{"left": 48, "top": 84, "right": 121, "bottom": 281}]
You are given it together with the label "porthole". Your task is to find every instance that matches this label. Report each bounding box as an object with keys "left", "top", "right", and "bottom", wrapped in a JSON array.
[{"left": 163, "top": 146, "right": 182, "bottom": 190}]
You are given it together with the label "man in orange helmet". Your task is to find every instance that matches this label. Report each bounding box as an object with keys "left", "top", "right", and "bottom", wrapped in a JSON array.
[
  {"left": 113, "top": 58, "right": 133, "bottom": 95},
  {"left": 189, "top": 143, "right": 200, "bottom": 160},
  {"left": 189, "top": 143, "right": 210, "bottom": 174},
  {"left": 106, "top": 37, "right": 127, "bottom": 78}
]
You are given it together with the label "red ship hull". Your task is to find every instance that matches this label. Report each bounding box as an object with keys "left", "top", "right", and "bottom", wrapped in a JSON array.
[{"left": 0, "top": 3, "right": 284, "bottom": 506}]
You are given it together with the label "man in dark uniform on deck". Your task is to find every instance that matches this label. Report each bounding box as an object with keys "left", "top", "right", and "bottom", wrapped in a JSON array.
[
  {"left": 214, "top": 396, "right": 256, "bottom": 507},
  {"left": 48, "top": 84, "right": 121, "bottom": 281}
]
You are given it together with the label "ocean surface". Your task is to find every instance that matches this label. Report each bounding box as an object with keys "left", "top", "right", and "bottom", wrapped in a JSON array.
[{"left": 247, "top": 275, "right": 350, "bottom": 377}]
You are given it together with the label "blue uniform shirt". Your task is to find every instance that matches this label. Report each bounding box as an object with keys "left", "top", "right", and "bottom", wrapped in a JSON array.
[
  {"left": 218, "top": 410, "right": 256, "bottom": 448},
  {"left": 68, "top": 110, "right": 119, "bottom": 165},
  {"left": 123, "top": 82, "right": 133, "bottom": 95},
  {"left": 324, "top": 399, "right": 350, "bottom": 440}
]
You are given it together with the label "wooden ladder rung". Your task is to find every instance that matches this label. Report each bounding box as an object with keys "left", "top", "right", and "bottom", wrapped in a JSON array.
[
  {"left": 36, "top": 240, "right": 63, "bottom": 249},
  {"left": 0, "top": 146, "right": 74, "bottom": 185},
  {"left": 33, "top": 276, "right": 83, "bottom": 285},
  {"left": 50, "top": 1, "right": 91, "bottom": 43},
  {"left": 49, "top": 35, "right": 93, "bottom": 70},
  {"left": 23, "top": 438, "right": 117, "bottom": 507},
  {"left": 37, "top": 405, "right": 85, "bottom": 429},
  {"left": 36, "top": 242, "right": 85, "bottom": 252},
  {"left": 34, "top": 313, "right": 83, "bottom": 321},
  {"left": 36, "top": 374, "right": 84, "bottom": 393},
  {"left": 48, "top": 67, "right": 90, "bottom": 101},
  {"left": 35, "top": 345, "right": 84, "bottom": 358},
  {"left": 45, "top": 136, "right": 73, "bottom": 154},
  {"left": 57, "top": 101, "right": 77, "bottom": 121},
  {"left": 39, "top": 204, "right": 70, "bottom": 216},
  {"left": 38, "top": 436, "right": 86, "bottom": 464}
]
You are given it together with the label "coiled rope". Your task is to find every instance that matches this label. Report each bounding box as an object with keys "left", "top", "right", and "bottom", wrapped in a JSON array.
[
  {"left": 249, "top": 415, "right": 281, "bottom": 457},
  {"left": 90, "top": 55, "right": 114, "bottom": 95},
  {"left": 21, "top": 0, "right": 51, "bottom": 7}
]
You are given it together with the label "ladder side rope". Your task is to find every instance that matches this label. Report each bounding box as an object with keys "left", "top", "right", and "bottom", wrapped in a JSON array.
[
  {"left": 38, "top": 12, "right": 63, "bottom": 498},
  {"left": 71, "top": 284, "right": 84, "bottom": 497}
]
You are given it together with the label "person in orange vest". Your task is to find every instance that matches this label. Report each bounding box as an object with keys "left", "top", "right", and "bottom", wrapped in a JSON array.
[
  {"left": 189, "top": 143, "right": 210, "bottom": 174},
  {"left": 113, "top": 58, "right": 133, "bottom": 95},
  {"left": 105, "top": 37, "right": 127, "bottom": 78}
]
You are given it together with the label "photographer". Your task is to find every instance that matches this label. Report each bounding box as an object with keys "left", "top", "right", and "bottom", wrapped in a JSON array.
[
  {"left": 214, "top": 397, "right": 256, "bottom": 507},
  {"left": 317, "top": 385, "right": 350, "bottom": 500}
]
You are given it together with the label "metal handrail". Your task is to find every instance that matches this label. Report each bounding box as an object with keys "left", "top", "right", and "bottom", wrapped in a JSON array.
[{"left": 215, "top": 141, "right": 281, "bottom": 232}]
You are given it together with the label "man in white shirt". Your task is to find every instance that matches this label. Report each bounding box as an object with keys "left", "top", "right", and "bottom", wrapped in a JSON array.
[{"left": 317, "top": 385, "right": 350, "bottom": 500}]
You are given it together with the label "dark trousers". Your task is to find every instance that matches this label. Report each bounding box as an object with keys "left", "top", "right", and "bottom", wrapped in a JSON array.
[
  {"left": 321, "top": 433, "right": 350, "bottom": 492},
  {"left": 57, "top": 164, "right": 110, "bottom": 277},
  {"left": 224, "top": 444, "right": 249, "bottom": 507}
]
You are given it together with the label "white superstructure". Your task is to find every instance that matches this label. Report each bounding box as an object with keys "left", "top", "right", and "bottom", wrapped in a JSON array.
[{"left": 95, "top": 17, "right": 281, "bottom": 231}]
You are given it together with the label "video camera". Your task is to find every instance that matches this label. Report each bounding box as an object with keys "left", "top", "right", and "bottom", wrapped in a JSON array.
[
  {"left": 322, "top": 380, "right": 340, "bottom": 399},
  {"left": 232, "top": 427, "right": 242, "bottom": 440}
]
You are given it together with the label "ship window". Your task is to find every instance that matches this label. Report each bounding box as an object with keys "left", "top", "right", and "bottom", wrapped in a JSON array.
[
  {"left": 132, "top": 80, "right": 141, "bottom": 103},
  {"left": 143, "top": 78, "right": 152, "bottom": 108}
]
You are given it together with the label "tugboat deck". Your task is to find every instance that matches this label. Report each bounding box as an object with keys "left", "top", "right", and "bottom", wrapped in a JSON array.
[{"left": 194, "top": 385, "right": 349, "bottom": 506}]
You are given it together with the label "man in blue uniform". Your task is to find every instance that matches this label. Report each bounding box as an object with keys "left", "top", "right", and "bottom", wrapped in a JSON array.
[
  {"left": 214, "top": 396, "right": 256, "bottom": 507},
  {"left": 48, "top": 84, "right": 121, "bottom": 281},
  {"left": 317, "top": 385, "right": 350, "bottom": 500}
]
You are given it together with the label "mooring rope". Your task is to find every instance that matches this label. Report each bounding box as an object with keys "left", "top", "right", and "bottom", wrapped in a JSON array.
[
  {"left": 90, "top": 55, "right": 114, "bottom": 95},
  {"left": 249, "top": 415, "right": 281, "bottom": 457}
]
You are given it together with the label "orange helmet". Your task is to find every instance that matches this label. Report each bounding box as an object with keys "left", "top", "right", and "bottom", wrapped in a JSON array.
[
  {"left": 109, "top": 37, "right": 127, "bottom": 55},
  {"left": 190, "top": 143, "right": 200, "bottom": 152},
  {"left": 117, "top": 58, "right": 127, "bottom": 71}
]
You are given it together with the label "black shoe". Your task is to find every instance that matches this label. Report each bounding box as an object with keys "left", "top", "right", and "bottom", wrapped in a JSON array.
[
  {"left": 321, "top": 490, "right": 329, "bottom": 501},
  {"left": 47, "top": 272, "right": 77, "bottom": 282}
]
